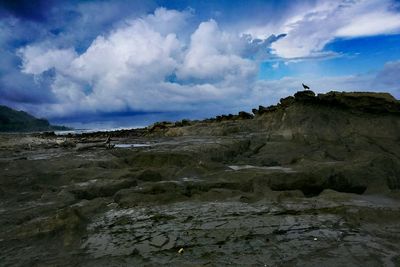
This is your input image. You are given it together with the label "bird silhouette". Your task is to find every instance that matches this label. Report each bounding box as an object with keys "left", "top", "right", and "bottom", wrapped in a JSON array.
[{"left": 302, "top": 83, "right": 310, "bottom": 90}]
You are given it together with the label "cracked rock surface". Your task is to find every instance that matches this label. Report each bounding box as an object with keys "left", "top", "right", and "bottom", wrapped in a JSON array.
[{"left": 1, "top": 91, "right": 400, "bottom": 266}]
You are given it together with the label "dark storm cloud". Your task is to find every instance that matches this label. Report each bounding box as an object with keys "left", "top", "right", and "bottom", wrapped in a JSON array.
[
  {"left": 0, "top": 19, "right": 55, "bottom": 106},
  {"left": 0, "top": 53, "right": 55, "bottom": 105},
  {"left": 241, "top": 33, "right": 287, "bottom": 59},
  {"left": 0, "top": 0, "right": 155, "bottom": 111},
  {"left": 0, "top": 0, "right": 57, "bottom": 22}
]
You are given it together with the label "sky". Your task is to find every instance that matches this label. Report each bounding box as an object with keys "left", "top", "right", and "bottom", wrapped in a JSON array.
[{"left": 0, "top": 0, "right": 400, "bottom": 128}]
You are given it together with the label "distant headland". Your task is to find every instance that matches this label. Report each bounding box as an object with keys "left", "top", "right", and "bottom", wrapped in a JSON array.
[{"left": 0, "top": 105, "right": 70, "bottom": 132}]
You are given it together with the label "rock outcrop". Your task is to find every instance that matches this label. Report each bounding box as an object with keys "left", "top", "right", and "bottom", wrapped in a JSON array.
[
  {"left": 1, "top": 90, "right": 400, "bottom": 266},
  {"left": 157, "top": 90, "right": 400, "bottom": 194}
]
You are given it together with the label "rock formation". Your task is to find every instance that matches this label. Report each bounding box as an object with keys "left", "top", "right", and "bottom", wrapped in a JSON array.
[{"left": 1, "top": 90, "right": 399, "bottom": 266}]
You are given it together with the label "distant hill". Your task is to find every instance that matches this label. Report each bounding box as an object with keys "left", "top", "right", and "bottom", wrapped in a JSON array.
[{"left": 0, "top": 105, "right": 70, "bottom": 132}]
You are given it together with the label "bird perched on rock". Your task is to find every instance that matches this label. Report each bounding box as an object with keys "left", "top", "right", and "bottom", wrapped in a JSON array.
[{"left": 302, "top": 83, "right": 310, "bottom": 90}]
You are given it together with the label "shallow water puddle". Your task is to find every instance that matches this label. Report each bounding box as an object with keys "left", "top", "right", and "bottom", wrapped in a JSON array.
[
  {"left": 114, "top": 143, "right": 151, "bottom": 148},
  {"left": 181, "top": 177, "right": 203, "bottom": 182},
  {"left": 228, "top": 165, "right": 296, "bottom": 173},
  {"left": 75, "top": 179, "right": 98, "bottom": 187}
]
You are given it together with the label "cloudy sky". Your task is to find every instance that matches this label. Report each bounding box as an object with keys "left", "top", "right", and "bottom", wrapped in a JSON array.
[{"left": 1, "top": 0, "right": 400, "bottom": 128}]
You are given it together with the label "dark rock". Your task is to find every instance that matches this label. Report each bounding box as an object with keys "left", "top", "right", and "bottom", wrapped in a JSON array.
[
  {"left": 294, "top": 90, "right": 316, "bottom": 101},
  {"left": 149, "top": 121, "right": 174, "bottom": 132},
  {"left": 70, "top": 179, "right": 138, "bottom": 200},
  {"left": 318, "top": 91, "right": 400, "bottom": 113},
  {"left": 257, "top": 105, "right": 279, "bottom": 115},
  {"left": 266, "top": 105, "right": 279, "bottom": 112},
  {"left": 136, "top": 169, "right": 163, "bottom": 182},
  {"left": 258, "top": 105, "right": 267, "bottom": 114},
  {"left": 175, "top": 119, "right": 191, "bottom": 127},
  {"left": 237, "top": 111, "right": 254, "bottom": 120},
  {"left": 280, "top": 96, "right": 295, "bottom": 107}
]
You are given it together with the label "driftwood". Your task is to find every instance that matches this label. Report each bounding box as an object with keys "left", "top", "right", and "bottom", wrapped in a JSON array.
[{"left": 75, "top": 135, "right": 114, "bottom": 151}]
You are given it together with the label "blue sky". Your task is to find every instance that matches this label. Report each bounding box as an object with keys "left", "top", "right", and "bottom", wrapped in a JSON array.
[{"left": 0, "top": 0, "right": 399, "bottom": 128}]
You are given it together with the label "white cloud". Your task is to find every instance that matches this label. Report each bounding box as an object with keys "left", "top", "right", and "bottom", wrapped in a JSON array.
[
  {"left": 70, "top": 21, "right": 181, "bottom": 83},
  {"left": 335, "top": 2, "right": 400, "bottom": 37},
  {"left": 267, "top": 0, "right": 400, "bottom": 58},
  {"left": 177, "top": 19, "right": 257, "bottom": 81},
  {"left": 18, "top": 8, "right": 259, "bottom": 118},
  {"left": 18, "top": 46, "right": 77, "bottom": 75},
  {"left": 272, "top": 62, "right": 279, "bottom": 69},
  {"left": 143, "top": 7, "right": 193, "bottom": 36}
]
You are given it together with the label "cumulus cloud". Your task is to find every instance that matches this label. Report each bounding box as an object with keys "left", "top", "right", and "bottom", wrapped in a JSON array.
[
  {"left": 17, "top": 8, "right": 261, "bottom": 118},
  {"left": 18, "top": 46, "right": 77, "bottom": 75},
  {"left": 177, "top": 19, "right": 257, "bottom": 82},
  {"left": 266, "top": 0, "right": 400, "bottom": 58}
]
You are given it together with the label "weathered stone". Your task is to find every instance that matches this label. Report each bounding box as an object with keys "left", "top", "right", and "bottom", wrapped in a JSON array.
[
  {"left": 1, "top": 89, "right": 400, "bottom": 266},
  {"left": 280, "top": 96, "right": 295, "bottom": 107},
  {"left": 237, "top": 111, "right": 254, "bottom": 120},
  {"left": 294, "top": 90, "right": 316, "bottom": 101}
]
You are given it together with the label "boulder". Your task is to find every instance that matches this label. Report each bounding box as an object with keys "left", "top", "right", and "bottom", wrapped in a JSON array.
[
  {"left": 294, "top": 90, "right": 316, "bottom": 101},
  {"left": 280, "top": 96, "right": 295, "bottom": 107},
  {"left": 237, "top": 111, "right": 254, "bottom": 120}
]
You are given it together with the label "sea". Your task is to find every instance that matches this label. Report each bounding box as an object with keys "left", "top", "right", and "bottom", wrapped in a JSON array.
[{"left": 54, "top": 126, "right": 145, "bottom": 135}]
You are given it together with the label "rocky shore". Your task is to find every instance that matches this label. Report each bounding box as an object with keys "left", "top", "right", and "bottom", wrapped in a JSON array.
[{"left": 1, "top": 90, "right": 400, "bottom": 266}]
